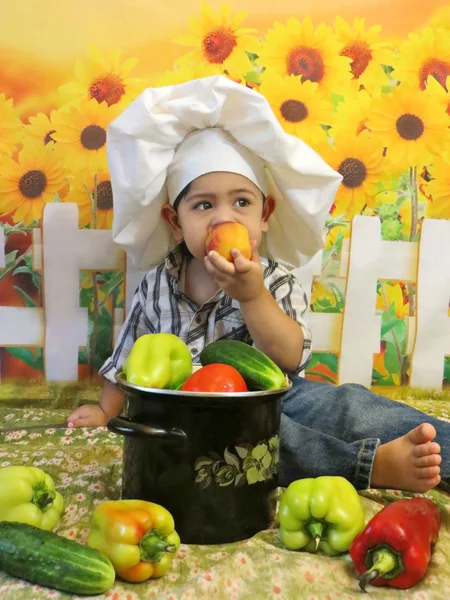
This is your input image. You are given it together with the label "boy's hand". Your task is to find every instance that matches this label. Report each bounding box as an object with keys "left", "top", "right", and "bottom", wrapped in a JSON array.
[
  {"left": 67, "top": 405, "right": 109, "bottom": 428},
  {"left": 204, "top": 240, "right": 265, "bottom": 303}
]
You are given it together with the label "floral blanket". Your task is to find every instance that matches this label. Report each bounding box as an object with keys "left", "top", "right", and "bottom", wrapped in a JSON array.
[{"left": 1, "top": 395, "right": 450, "bottom": 600}]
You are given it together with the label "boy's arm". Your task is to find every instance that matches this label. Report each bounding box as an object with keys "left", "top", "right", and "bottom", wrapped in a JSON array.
[
  {"left": 240, "top": 289, "right": 304, "bottom": 372},
  {"left": 67, "top": 381, "right": 125, "bottom": 427}
]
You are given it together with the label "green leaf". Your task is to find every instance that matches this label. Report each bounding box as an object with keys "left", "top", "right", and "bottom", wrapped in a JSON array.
[
  {"left": 224, "top": 447, "right": 240, "bottom": 469},
  {"left": 234, "top": 444, "right": 251, "bottom": 459},
  {"left": 78, "top": 348, "right": 88, "bottom": 364},
  {"left": 381, "top": 64, "right": 394, "bottom": 76},
  {"left": 383, "top": 341, "right": 401, "bottom": 377},
  {"left": 244, "top": 70, "right": 262, "bottom": 85},
  {"left": 99, "top": 272, "right": 124, "bottom": 302},
  {"left": 12, "top": 286, "right": 37, "bottom": 307},
  {"left": 315, "top": 353, "right": 338, "bottom": 374},
  {"left": 381, "top": 315, "right": 404, "bottom": 338},
  {"left": 444, "top": 357, "right": 450, "bottom": 383},
  {"left": 331, "top": 93, "right": 345, "bottom": 109},
  {"left": 12, "top": 265, "right": 32, "bottom": 276},
  {"left": 5, "top": 347, "right": 44, "bottom": 373},
  {"left": 234, "top": 473, "right": 246, "bottom": 487},
  {"left": 384, "top": 319, "right": 407, "bottom": 354}
]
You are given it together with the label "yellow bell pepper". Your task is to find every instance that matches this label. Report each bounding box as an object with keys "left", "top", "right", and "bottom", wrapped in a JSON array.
[
  {"left": 87, "top": 499, "right": 180, "bottom": 583},
  {"left": 0, "top": 466, "right": 64, "bottom": 530}
]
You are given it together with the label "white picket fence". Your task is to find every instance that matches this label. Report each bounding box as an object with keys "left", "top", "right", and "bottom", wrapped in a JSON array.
[{"left": 0, "top": 204, "right": 449, "bottom": 388}]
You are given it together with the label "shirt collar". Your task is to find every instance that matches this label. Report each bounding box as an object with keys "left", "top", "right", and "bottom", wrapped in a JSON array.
[{"left": 164, "top": 242, "right": 190, "bottom": 281}]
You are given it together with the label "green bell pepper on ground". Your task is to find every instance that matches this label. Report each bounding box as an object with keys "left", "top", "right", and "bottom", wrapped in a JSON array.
[
  {"left": 279, "top": 476, "right": 365, "bottom": 556},
  {"left": 0, "top": 466, "right": 64, "bottom": 530},
  {"left": 123, "top": 333, "right": 193, "bottom": 389}
]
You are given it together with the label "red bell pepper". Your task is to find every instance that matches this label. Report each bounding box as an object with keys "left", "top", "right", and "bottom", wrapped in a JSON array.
[{"left": 349, "top": 498, "right": 440, "bottom": 592}]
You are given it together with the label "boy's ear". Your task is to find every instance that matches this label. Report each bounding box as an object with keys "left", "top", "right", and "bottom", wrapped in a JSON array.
[
  {"left": 261, "top": 195, "right": 276, "bottom": 232},
  {"left": 161, "top": 203, "right": 184, "bottom": 242}
]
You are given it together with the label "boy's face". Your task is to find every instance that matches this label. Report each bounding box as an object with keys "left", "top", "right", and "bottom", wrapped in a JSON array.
[{"left": 161, "top": 172, "right": 275, "bottom": 262}]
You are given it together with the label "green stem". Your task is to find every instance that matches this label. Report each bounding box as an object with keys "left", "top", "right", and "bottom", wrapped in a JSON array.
[
  {"left": 381, "top": 284, "right": 403, "bottom": 371},
  {"left": 306, "top": 521, "right": 325, "bottom": 552},
  {"left": 139, "top": 529, "right": 177, "bottom": 563},
  {"left": 89, "top": 175, "right": 99, "bottom": 379},
  {"left": 409, "top": 166, "right": 418, "bottom": 242},
  {"left": 359, "top": 548, "right": 397, "bottom": 592},
  {"left": 32, "top": 482, "right": 55, "bottom": 511}
]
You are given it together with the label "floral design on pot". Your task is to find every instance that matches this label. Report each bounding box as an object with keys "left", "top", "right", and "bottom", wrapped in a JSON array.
[{"left": 194, "top": 434, "right": 279, "bottom": 488}]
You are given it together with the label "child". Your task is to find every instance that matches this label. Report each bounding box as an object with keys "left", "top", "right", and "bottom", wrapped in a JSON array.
[{"left": 68, "top": 76, "right": 447, "bottom": 494}]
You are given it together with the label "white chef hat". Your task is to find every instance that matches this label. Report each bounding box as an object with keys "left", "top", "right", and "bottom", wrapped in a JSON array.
[{"left": 107, "top": 75, "right": 342, "bottom": 270}]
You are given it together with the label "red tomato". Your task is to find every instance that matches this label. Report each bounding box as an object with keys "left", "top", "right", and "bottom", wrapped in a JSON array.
[{"left": 181, "top": 363, "right": 248, "bottom": 393}]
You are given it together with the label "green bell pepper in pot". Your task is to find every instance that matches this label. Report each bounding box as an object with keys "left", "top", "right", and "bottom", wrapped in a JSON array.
[
  {"left": 279, "top": 476, "right": 365, "bottom": 555},
  {"left": 123, "top": 333, "right": 192, "bottom": 389}
]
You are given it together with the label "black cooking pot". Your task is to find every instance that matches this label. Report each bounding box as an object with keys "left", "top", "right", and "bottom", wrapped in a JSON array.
[{"left": 108, "top": 373, "right": 291, "bottom": 545}]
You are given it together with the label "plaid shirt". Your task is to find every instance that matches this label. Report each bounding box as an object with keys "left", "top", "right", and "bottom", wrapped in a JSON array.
[{"left": 99, "top": 244, "right": 312, "bottom": 383}]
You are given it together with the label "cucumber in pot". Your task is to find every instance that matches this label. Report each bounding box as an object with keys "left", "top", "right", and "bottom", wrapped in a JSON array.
[
  {"left": 200, "top": 340, "right": 286, "bottom": 390},
  {"left": 0, "top": 521, "right": 115, "bottom": 595}
]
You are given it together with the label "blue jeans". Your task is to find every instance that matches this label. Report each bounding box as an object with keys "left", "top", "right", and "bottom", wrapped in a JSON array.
[{"left": 279, "top": 376, "right": 450, "bottom": 490}]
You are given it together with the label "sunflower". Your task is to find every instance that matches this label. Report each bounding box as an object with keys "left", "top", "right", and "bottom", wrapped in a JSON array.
[
  {"left": 174, "top": 4, "right": 259, "bottom": 79},
  {"left": 259, "top": 73, "right": 332, "bottom": 147},
  {"left": 59, "top": 46, "right": 144, "bottom": 109},
  {"left": 426, "top": 155, "right": 450, "bottom": 219},
  {"left": 23, "top": 111, "right": 60, "bottom": 151},
  {"left": 330, "top": 89, "right": 373, "bottom": 138},
  {"left": 65, "top": 169, "right": 114, "bottom": 229},
  {"left": 257, "top": 17, "right": 352, "bottom": 96},
  {"left": 366, "top": 85, "right": 450, "bottom": 169},
  {"left": 323, "top": 130, "right": 387, "bottom": 217},
  {"left": 0, "top": 94, "right": 23, "bottom": 156},
  {"left": 425, "top": 74, "right": 450, "bottom": 116},
  {"left": 392, "top": 27, "right": 450, "bottom": 92},
  {"left": 52, "top": 100, "right": 120, "bottom": 176},
  {"left": 0, "top": 145, "right": 66, "bottom": 225},
  {"left": 157, "top": 63, "right": 226, "bottom": 87},
  {"left": 334, "top": 17, "right": 394, "bottom": 94}
]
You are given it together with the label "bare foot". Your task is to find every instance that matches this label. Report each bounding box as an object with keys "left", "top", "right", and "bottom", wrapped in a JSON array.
[{"left": 371, "top": 423, "right": 442, "bottom": 492}]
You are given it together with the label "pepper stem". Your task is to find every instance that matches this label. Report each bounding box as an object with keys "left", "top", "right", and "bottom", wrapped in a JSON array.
[
  {"left": 359, "top": 549, "right": 398, "bottom": 592},
  {"left": 32, "top": 481, "right": 55, "bottom": 511},
  {"left": 139, "top": 528, "right": 177, "bottom": 563},
  {"left": 306, "top": 521, "right": 325, "bottom": 553}
]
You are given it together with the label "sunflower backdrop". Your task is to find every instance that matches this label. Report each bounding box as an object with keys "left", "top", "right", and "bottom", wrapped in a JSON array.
[{"left": 0, "top": 1, "right": 449, "bottom": 390}]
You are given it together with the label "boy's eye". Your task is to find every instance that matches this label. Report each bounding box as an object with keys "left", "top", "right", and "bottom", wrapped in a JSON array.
[
  {"left": 235, "top": 198, "right": 250, "bottom": 207},
  {"left": 194, "top": 201, "right": 212, "bottom": 210}
]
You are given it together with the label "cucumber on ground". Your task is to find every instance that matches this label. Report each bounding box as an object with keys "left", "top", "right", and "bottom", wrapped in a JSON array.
[
  {"left": 200, "top": 340, "right": 286, "bottom": 390},
  {"left": 0, "top": 521, "right": 115, "bottom": 595}
]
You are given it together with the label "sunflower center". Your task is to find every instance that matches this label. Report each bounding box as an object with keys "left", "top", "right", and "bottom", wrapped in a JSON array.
[
  {"left": 202, "top": 28, "right": 237, "bottom": 64},
  {"left": 280, "top": 99, "right": 308, "bottom": 122},
  {"left": 286, "top": 46, "right": 325, "bottom": 83},
  {"left": 396, "top": 114, "right": 424, "bottom": 140},
  {"left": 95, "top": 180, "right": 113, "bottom": 210},
  {"left": 338, "top": 157, "right": 367, "bottom": 188},
  {"left": 18, "top": 170, "right": 47, "bottom": 199},
  {"left": 80, "top": 125, "right": 107, "bottom": 151},
  {"left": 44, "top": 129, "right": 56, "bottom": 145},
  {"left": 89, "top": 74, "right": 126, "bottom": 106},
  {"left": 340, "top": 42, "right": 372, "bottom": 79},
  {"left": 419, "top": 58, "right": 450, "bottom": 91}
]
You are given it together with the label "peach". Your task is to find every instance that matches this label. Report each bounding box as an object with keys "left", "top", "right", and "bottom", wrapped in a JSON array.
[{"left": 205, "top": 222, "right": 252, "bottom": 262}]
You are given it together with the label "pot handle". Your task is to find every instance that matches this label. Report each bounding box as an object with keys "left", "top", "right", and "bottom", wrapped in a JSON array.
[{"left": 107, "top": 416, "right": 187, "bottom": 441}]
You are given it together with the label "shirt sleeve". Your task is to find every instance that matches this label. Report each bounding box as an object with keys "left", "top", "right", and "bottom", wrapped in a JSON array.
[
  {"left": 98, "top": 275, "right": 155, "bottom": 384},
  {"left": 266, "top": 265, "right": 312, "bottom": 375}
]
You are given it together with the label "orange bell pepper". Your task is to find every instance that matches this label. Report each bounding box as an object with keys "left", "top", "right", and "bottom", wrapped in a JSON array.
[{"left": 87, "top": 499, "right": 180, "bottom": 583}]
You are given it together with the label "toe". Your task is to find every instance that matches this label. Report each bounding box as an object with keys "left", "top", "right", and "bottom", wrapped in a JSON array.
[
  {"left": 416, "top": 453, "right": 442, "bottom": 467},
  {"left": 416, "top": 465, "right": 441, "bottom": 479},
  {"left": 413, "top": 441, "right": 440, "bottom": 458},
  {"left": 406, "top": 423, "right": 437, "bottom": 445}
]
